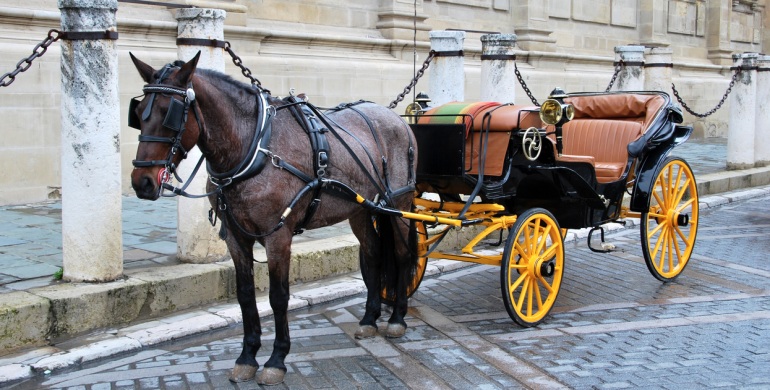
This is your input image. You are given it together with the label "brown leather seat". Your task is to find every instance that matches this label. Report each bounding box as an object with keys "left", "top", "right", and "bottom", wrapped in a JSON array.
[
  {"left": 550, "top": 94, "right": 666, "bottom": 183},
  {"left": 471, "top": 105, "right": 541, "bottom": 132}
]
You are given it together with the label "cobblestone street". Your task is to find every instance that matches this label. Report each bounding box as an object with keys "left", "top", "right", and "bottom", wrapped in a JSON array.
[{"left": 10, "top": 194, "right": 770, "bottom": 390}]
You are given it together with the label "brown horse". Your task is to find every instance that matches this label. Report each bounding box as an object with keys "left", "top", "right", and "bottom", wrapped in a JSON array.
[{"left": 128, "top": 53, "right": 418, "bottom": 385}]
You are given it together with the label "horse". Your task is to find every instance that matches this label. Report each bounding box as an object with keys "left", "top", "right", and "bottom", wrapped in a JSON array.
[{"left": 128, "top": 52, "right": 418, "bottom": 385}]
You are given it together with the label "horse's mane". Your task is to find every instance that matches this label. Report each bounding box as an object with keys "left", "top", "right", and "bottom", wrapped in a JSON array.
[{"left": 153, "top": 60, "right": 258, "bottom": 96}]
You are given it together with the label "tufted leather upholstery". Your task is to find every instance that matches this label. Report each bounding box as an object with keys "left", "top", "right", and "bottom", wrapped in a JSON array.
[
  {"left": 471, "top": 105, "right": 541, "bottom": 132},
  {"left": 549, "top": 94, "right": 665, "bottom": 183}
]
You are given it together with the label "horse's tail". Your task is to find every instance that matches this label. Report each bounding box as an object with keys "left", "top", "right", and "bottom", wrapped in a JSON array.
[{"left": 377, "top": 213, "right": 419, "bottom": 303}]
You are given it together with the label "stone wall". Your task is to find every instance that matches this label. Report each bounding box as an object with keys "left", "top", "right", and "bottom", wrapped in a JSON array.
[{"left": 0, "top": 0, "right": 766, "bottom": 205}]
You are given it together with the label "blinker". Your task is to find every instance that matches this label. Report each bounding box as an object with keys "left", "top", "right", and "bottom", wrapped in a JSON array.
[
  {"left": 128, "top": 98, "right": 141, "bottom": 129},
  {"left": 163, "top": 98, "right": 186, "bottom": 132}
]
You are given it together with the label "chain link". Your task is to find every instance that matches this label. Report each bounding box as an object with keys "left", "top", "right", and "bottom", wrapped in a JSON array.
[
  {"left": 605, "top": 59, "right": 624, "bottom": 93},
  {"left": 671, "top": 68, "right": 740, "bottom": 118},
  {"left": 224, "top": 41, "right": 268, "bottom": 93},
  {"left": 389, "top": 50, "right": 436, "bottom": 109},
  {"left": 1, "top": 29, "right": 61, "bottom": 88},
  {"left": 514, "top": 62, "right": 539, "bottom": 106}
]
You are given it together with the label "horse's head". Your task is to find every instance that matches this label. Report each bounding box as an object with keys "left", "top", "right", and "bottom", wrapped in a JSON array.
[{"left": 128, "top": 52, "right": 202, "bottom": 200}]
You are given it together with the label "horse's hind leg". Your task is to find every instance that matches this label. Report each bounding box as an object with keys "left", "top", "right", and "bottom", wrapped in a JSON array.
[
  {"left": 385, "top": 216, "right": 415, "bottom": 338},
  {"left": 259, "top": 229, "right": 293, "bottom": 386},
  {"left": 227, "top": 233, "right": 262, "bottom": 383},
  {"left": 351, "top": 213, "right": 381, "bottom": 339}
]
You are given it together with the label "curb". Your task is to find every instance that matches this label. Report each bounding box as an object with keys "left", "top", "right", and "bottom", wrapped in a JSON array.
[{"left": 1, "top": 184, "right": 768, "bottom": 385}]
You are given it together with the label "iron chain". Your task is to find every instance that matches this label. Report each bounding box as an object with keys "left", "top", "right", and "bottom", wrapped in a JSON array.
[
  {"left": 605, "top": 59, "right": 624, "bottom": 93},
  {"left": 671, "top": 67, "right": 740, "bottom": 118},
  {"left": 224, "top": 41, "right": 267, "bottom": 92},
  {"left": 0, "top": 29, "right": 61, "bottom": 88},
  {"left": 514, "top": 62, "right": 539, "bottom": 106},
  {"left": 389, "top": 50, "right": 436, "bottom": 109}
]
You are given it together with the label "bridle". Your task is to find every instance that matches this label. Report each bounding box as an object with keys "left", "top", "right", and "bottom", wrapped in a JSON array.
[{"left": 129, "top": 64, "right": 203, "bottom": 197}]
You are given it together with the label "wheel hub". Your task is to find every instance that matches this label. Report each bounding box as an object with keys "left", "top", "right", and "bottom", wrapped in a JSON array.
[
  {"left": 677, "top": 213, "right": 689, "bottom": 226},
  {"left": 539, "top": 260, "right": 555, "bottom": 277}
]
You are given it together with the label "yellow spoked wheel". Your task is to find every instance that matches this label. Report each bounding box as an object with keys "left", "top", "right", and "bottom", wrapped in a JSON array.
[
  {"left": 641, "top": 156, "right": 699, "bottom": 281},
  {"left": 501, "top": 208, "right": 564, "bottom": 327}
]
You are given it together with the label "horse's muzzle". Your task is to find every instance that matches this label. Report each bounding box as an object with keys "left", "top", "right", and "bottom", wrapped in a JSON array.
[{"left": 131, "top": 170, "right": 160, "bottom": 200}]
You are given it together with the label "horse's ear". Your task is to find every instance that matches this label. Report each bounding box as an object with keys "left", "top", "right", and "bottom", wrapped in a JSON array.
[
  {"left": 176, "top": 51, "right": 200, "bottom": 85},
  {"left": 129, "top": 52, "right": 156, "bottom": 84}
]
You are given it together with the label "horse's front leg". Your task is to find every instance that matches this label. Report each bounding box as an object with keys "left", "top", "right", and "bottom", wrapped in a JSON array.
[
  {"left": 227, "top": 233, "right": 262, "bottom": 383},
  {"left": 259, "top": 228, "right": 293, "bottom": 386},
  {"left": 385, "top": 217, "right": 413, "bottom": 338},
  {"left": 351, "top": 214, "right": 381, "bottom": 339}
]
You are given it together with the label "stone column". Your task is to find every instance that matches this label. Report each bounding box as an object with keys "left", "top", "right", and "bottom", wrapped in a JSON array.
[
  {"left": 59, "top": 0, "right": 122, "bottom": 282},
  {"left": 612, "top": 46, "right": 645, "bottom": 91},
  {"left": 428, "top": 31, "right": 465, "bottom": 107},
  {"left": 644, "top": 47, "right": 673, "bottom": 94},
  {"left": 727, "top": 53, "right": 758, "bottom": 170},
  {"left": 511, "top": 0, "right": 556, "bottom": 51},
  {"left": 376, "top": 0, "right": 431, "bottom": 41},
  {"left": 755, "top": 55, "right": 770, "bottom": 167},
  {"left": 706, "top": 0, "right": 732, "bottom": 65},
  {"left": 175, "top": 8, "right": 228, "bottom": 263},
  {"left": 480, "top": 34, "right": 517, "bottom": 103}
]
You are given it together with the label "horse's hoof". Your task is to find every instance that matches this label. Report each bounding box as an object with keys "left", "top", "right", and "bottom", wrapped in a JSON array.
[
  {"left": 228, "top": 364, "right": 258, "bottom": 382},
  {"left": 386, "top": 323, "right": 406, "bottom": 338},
  {"left": 257, "top": 367, "right": 286, "bottom": 386},
  {"left": 354, "top": 325, "right": 377, "bottom": 339}
]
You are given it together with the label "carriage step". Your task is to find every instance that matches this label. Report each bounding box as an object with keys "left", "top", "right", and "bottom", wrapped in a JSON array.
[{"left": 587, "top": 226, "right": 624, "bottom": 253}]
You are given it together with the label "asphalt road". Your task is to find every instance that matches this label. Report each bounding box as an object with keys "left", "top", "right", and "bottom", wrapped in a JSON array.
[{"left": 14, "top": 195, "right": 770, "bottom": 390}]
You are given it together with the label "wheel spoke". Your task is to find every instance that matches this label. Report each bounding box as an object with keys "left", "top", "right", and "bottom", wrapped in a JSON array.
[
  {"left": 648, "top": 219, "right": 666, "bottom": 239},
  {"left": 533, "top": 278, "right": 544, "bottom": 310},
  {"left": 509, "top": 273, "right": 527, "bottom": 294},
  {"left": 674, "top": 224, "right": 692, "bottom": 247},
  {"left": 538, "top": 275, "right": 554, "bottom": 293},
  {"left": 667, "top": 228, "right": 674, "bottom": 272},
  {"left": 651, "top": 225, "right": 668, "bottom": 265},
  {"left": 530, "top": 219, "right": 541, "bottom": 254},
  {"left": 670, "top": 227, "right": 683, "bottom": 265},
  {"left": 648, "top": 212, "right": 667, "bottom": 219},
  {"left": 514, "top": 242, "right": 530, "bottom": 263},
  {"left": 527, "top": 279, "right": 533, "bottom": 316},
  {"left": 671, "top": 173, "right": 687, "bottom": 209},
  {"left": 652, "top": 184, "right": 666, "bottom": 211},
  {"left": 541, "top": 242, "right": 561, "bottom": 260},
  {"left": 666, "top": 164, "right": 674, "bottom": 208},
  {"left": 516, "top": 278, "right": 530, "bottom": 312},
  {"left": 523, "top": 224, "right": 532, "bottom": 256},
  {"left": 676, "top": 198, "right": 695, "bottom": 213},
  {"left": 658, "top": 228, "right": 669, "bottom": 271},
  {"left": 536, "top": 225, "right": 552, "bottom": 256}
]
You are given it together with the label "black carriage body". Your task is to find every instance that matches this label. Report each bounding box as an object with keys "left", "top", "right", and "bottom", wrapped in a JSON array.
[{"left": 411, "top": 91, "right": 691, "bottom": 230}]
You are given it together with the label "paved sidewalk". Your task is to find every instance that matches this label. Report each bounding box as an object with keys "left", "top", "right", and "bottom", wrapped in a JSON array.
[{"left": 0, "top": 138, "right": 728, "bottom": 291}]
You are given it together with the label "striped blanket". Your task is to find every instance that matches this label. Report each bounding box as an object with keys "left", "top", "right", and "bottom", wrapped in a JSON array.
[{"left": 417, "top": 101, "right": 501, "bottom": 135}]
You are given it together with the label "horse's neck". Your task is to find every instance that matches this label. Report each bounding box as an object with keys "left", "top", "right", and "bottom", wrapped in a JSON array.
[{"left": 194, "top": 75, "right": 255, "bottom": 172}]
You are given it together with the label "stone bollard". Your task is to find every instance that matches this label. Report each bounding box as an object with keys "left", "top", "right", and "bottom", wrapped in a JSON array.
[
  {"left": 727, "top": 53, "right": 758, "bottom": 170},
  {"left": 59, "top": 0, "right": 122, "bottom": 282},
  {"left": 755, "top": 55, "right": 770, "bottom": 167},
  {"left": 428, "top": 30, "right": 465, "bottom": 107},
  {"left": 480, "top": 34, "right": 517, "bottom": 103},
  {"left": 175, "top": 8, "right": 229, "bottom": 263},
  {"left": 644, "top": 47, "right": 673, "bottom": 94},
  {"left": 612, "top": 46, "right": 645, "bottom": 91}
]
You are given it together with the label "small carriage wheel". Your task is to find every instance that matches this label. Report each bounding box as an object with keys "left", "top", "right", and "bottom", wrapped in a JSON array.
[
  {"left": 501, "top": 208, "right": 565, "bottom": 327},
  {"left": 641, "top": 156, "right": 699, "bottom": 281},
  {"left": 359, "top": 222, "right": 429, "bottom": 305}
]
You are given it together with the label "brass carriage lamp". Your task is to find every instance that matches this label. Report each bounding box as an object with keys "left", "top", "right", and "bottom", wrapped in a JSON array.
[
  {"left": 539, "top": 88, "right": 574, "bottom": 157},
  {"left": 404, "top": 92, "right": 431, "bottom": 124}
]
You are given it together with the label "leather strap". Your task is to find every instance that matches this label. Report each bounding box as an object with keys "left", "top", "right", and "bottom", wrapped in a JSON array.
[
  {"left": 176, "top": 38, "right": 226, "bottom": 48},
  {"left": 481, "top": 54, "right": 516, "bottom": 61},
  {"left": 615, "top": 61, "right": 644, "bottom": 67},
  {"left": 59, "top": 30, "right": 118, "bottom": 40},
  {"left": 434, "top": 50, "right": 464, "bottom": 57},
  {"left": 644, "top": 63, "right": 673, "bottom": 68}
]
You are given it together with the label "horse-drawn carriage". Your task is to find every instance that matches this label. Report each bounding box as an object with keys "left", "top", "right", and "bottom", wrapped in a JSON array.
[
  {"left": 389, "top": 88, "right": 699, "bottom": 327},
  {"left": 127, "top": 52, "right": 699, "bottom": 384}
]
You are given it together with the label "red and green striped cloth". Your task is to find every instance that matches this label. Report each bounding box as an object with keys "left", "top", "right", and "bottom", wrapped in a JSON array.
[{"left": 417, "top": 101, "right": 500, "bottom": 135}]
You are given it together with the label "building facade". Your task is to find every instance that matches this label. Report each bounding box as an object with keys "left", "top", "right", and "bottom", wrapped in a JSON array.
[{"left": 0, "top": 0, "right": 766, "bottom": 205}]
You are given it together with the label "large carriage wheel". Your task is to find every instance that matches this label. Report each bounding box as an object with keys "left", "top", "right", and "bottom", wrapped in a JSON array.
[
  {"left": 641, "top": 156, "right": 699, "bottom": 281},
  {"left": 501, "top": 208, "right": 564, "bottom": 327},
  {"left": 359, "top": 221, "right": 429, "bottom": 306}
]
